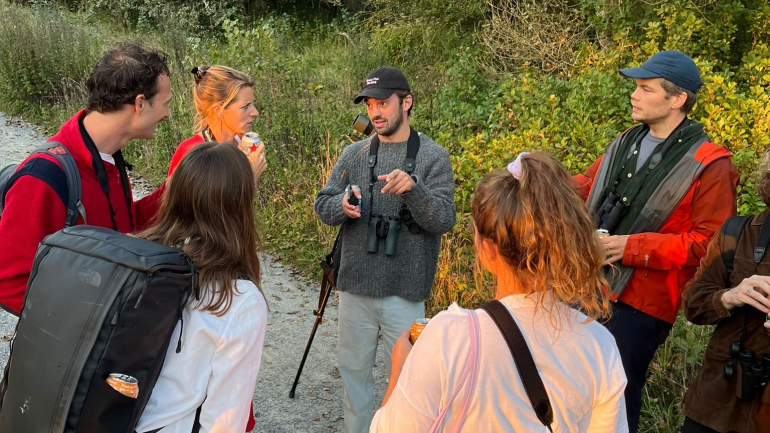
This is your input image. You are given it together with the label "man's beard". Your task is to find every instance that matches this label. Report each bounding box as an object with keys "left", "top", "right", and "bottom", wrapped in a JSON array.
[{"left": 374, "top": 106, "right": 404, "bottom": 137}]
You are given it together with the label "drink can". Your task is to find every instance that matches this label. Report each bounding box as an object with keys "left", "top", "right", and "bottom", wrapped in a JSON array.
[
  {"left": 410, "top": 318, "right": 430, "bottom": 344},
  {"left": 596, "top": 229, "right": 610, "bottom": 238},
  {"left": 241, "top": 132, "right": 262, "bottom": 152},
  {"left": 106, "top": 373, "right": 139, "bottom": 399}
]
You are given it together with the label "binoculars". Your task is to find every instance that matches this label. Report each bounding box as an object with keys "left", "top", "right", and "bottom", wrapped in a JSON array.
[
  {"left": 349, "top": 114, "right": 375, "bottom": 142},
  {"left": 596, "top": 192, "right": 629, "bottom": 233},
  {"left": 367, "top": 215, "right": 400, "bottom": 256},
  {"left": 724, "top": 343, "right": 770, "bottom": 401}
]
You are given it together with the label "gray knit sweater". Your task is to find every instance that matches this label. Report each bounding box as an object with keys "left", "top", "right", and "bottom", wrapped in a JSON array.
[{"left": 314, "top": 132, "right": 456, "bottom": 302}]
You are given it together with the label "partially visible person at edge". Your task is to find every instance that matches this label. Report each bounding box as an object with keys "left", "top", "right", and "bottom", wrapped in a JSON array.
[
  {"left": 573, "top": 50, "right": 740, "bottom": 432},
  {"left": 680, "top": 150, "right": 770, "bottom": 433},
  {"left": 168, "top": 65, "right": 267, "bottom": 432},
  {"left": 0, "top": 43, "right": 171, "bottom": 314},
  {"left": 167, "top": 66, "right": 266, "bottom": 181},
  {"left": 371, "top": 152, "right": 628, "bottom": 432},
  {"left": 314, "top": 66, "right": 456, "bottom": 433},
  {"left": 135, "top": 143, "right": 268, "bottom": 433}
]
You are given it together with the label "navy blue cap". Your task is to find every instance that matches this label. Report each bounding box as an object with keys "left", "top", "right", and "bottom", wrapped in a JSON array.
[
  {"left": 354, "top": 67, "right": 410, "bottom": 104},
  {"left": 619, "top": 51, "right": 702, "bottom": 93}
]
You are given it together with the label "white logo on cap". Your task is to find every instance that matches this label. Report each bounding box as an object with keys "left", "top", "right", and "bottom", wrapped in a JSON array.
[{"left": 366, "top": 77, "right": 379, "bottom": 86}]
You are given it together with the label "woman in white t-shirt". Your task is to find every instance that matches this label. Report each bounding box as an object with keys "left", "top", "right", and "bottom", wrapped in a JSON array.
[
  {"left": 134, "top": 142, "right": 268, "bottom": 433},
  {"left": 371, "top": 152, "right": 628, "bottom": 433}
]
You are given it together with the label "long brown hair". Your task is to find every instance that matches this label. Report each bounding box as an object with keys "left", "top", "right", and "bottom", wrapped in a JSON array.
[
  {"left": 471, "top": 151, "right": 610, "bottom": 322},
  {"left": 139, "top": 142, "right": 262, "bottom": 316},
  {"left": 191, "top": 65, "right": 254, "bottom": 134}
]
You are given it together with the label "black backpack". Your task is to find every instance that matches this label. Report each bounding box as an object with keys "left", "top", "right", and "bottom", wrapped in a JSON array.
[
  {"left": 0, "top": 143, "right": 86, "bottom": 227},
  {"left": 0, "top": 225, "right": 195, "bottom": 433}
]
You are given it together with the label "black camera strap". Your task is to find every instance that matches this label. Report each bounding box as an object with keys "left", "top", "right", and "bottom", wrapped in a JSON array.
[{"left": 367, "top": 127, "right": 420, "bottom": 220}]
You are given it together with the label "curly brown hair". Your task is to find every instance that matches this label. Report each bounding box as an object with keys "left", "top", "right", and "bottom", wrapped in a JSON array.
[
  {"left": 86, "top": 43, "right": 169, "bottom": 114},
  {"left": 471, "top": 152, "right": 610, "bottom": 324}
]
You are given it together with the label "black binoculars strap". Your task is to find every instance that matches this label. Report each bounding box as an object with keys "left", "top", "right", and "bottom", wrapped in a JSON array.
[
  {"left": 367, "top": 128, "right": 420, "bottom": 220},
  {"left": 481, "top": 300, "right": 554, "bottom": 432}
]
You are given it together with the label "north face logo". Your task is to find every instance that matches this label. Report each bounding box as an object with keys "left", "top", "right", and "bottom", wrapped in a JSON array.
[
  {"left": 366, "top": 77, "right": 379, "bottom": 86},
  {"left": 78, "top": 269, "right": 102, "bottom": 287}
]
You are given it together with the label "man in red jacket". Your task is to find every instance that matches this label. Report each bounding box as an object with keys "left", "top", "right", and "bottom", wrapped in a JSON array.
[
  {"left": 574, "top": 51, "right": 739, "bottom": 432},
  {"left": 0, "top": 43, "right": 171, "bottom": 314}
]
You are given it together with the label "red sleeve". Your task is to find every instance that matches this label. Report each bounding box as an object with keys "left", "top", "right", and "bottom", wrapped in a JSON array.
[
  {"left": 132, "top": 182, "right": 166, "bottom": 231},
  {"left": 167, "top": 149, "right": 185, "bottom": 178},
  {"left": 573, "top": 156, "right": 603, "bottom": 202},
  {"left": 622, "top": 157, "right": 739, "bottom": 270},
  {"left": 0, "top": 176, "right": 68, "bottom": 313},
  {"left": 168, "top": 136, "right": 201, "bottom": 178}
]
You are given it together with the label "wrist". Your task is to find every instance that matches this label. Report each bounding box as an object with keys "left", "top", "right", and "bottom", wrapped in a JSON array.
[{"left": 721, "top": 289, "right": 735, "bottom": 311}]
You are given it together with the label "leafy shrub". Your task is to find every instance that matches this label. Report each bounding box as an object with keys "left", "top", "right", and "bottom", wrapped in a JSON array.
[{"left": 362, "top": 0, "right": 487, "bottom": 64}]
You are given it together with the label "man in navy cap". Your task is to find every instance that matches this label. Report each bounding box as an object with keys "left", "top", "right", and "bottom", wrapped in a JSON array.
[
  {"left": 574, "top": 51, "right": 739, "bottom": 431},
  {"left": 315, "top": 67, "right": 455, "bottom": 433}
]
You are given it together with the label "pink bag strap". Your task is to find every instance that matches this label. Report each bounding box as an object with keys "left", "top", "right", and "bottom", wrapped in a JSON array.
[{"left": 427, "top": 309, "right": 481, "bottom": 433}]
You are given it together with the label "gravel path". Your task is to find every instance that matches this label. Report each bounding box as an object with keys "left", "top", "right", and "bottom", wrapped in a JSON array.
[{"left": 0, "top": 112, "right": 388, "bottom": 432}]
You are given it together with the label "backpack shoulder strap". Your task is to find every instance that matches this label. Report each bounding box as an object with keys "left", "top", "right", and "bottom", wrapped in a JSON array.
[
  {"left": 481, "top": 300, "right": 553, "bottom": 432},
  {"left": 48, "top": 144, "right": 85, "bottom": 227},
  {"left": 720, "top": 215, "right": 752, "bottom": 282},
  {"left": 1, "top": 143, "right": 85, "bottom": 227}
]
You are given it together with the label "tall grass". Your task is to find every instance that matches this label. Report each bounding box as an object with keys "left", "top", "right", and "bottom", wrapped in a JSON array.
[{"left": 0, "top": 2, "right": 100, "bottom": 124}]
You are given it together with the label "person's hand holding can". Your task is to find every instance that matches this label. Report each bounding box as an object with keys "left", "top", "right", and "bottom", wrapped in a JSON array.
[{"left": 239, "top": 132, "right": 267, "bottom": 181}]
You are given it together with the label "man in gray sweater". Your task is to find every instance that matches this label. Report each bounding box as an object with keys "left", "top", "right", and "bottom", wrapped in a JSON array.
[{"left": 314, "top": 66, "right": 456, "bottom": 433}]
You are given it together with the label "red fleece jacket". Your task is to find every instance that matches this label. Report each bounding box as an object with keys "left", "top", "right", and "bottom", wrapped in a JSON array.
[{"left": 0, "top": 110, "right": 165, "bottom": 313}]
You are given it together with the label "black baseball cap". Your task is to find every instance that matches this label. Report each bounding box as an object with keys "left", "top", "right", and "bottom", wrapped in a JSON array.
[
  {"left": 619, "top": 50, "right": 702, "bottom": 93},
  {"left": 353, "top": 66, "right": 410, "bottom": 104}
]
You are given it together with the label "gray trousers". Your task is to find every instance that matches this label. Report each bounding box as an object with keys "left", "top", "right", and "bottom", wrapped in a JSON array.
[{"left": 337, "top": 291, "right": 424, "bottom": 433}]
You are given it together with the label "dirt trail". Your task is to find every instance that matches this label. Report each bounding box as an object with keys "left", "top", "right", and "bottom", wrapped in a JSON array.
[{"left": 0, "top": 112, "right": 387, "bottom": 432}]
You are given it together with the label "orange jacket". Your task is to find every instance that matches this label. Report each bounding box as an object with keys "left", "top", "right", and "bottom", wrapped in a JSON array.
[{"left": 574, "top": 142, "right": 739, "bottom": 323}]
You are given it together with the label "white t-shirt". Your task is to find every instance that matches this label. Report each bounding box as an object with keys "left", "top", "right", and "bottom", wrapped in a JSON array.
[
  {"left": 136, "top": 279, "right": 268, "bottom": 433},
  {"left": 371, "top": 294, "right": 628, "bottom": 433}
]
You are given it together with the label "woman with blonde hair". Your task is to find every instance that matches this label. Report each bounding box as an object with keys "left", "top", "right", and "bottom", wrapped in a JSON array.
[
  {"left": 371, "top": 152, "right": 628, "bottom": 432},
  {"left": 168, "top": 65, "right": 266, "bottom": 179},
  {"left": 135, "top": 143, "right": 267, "bottom": 433},
  {"left": 168, "top": 65, "right": 266, "bottom": 431}
]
